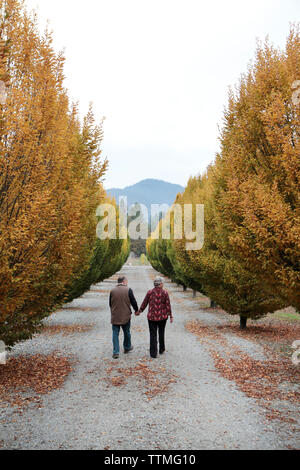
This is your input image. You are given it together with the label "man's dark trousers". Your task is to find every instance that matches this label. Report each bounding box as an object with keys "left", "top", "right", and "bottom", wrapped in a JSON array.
[{"left": 148, "top": 319, "right": 167, "bottom": 358}]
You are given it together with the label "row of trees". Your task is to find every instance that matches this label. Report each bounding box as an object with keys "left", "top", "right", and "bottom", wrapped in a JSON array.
[
  {"left": 0, "top": 0, "right": 129, "bottom": 346},
  {"left": 147, "top": 26, "right": 300, "bottom": 328}
]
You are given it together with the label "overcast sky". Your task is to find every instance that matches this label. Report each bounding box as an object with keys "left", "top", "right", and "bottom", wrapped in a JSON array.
[{"left": 25, "top": 0, "right": 299, "bottom": 189}]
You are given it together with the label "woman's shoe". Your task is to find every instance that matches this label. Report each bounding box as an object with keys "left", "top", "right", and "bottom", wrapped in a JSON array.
[{"left": 112, "top": 354, "right": 119, "bottom": 359}]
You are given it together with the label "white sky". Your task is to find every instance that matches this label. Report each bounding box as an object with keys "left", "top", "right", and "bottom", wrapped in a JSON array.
[{"left": 24, "top": 0, "right": 300, "bottom": 189}]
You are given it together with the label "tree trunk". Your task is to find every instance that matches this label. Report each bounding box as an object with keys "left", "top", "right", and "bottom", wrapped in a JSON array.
[
  {"left": 193, "top": 290, "right": 197, "bottom": 298},
  {"left": 210, "top": 300, "right": 217, "bottom": 308},
  {"left": 183, "top": 285, "right": 187, "bottom": 292},
  {"left": 240, "top": 316, "right": 247, "bottom": 329}
]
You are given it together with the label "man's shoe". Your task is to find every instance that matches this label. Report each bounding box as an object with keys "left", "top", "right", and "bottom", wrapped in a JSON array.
[
  {"left": 124, "top": 346, "right": 133, "bottom": 354},
  {"left": 112, "top": 354, "right": 119, "bottom": 359},
  {"left": 159, "top": 350, "right": 165, "bottom": 355}
]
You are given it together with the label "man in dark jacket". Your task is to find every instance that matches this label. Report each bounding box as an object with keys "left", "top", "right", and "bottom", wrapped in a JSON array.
[
  {"left": 109, "top": 276, "right": 139, "bottom": 359},
  {"left": 136, "top": 276, "right": 173, "bottom": 358}
]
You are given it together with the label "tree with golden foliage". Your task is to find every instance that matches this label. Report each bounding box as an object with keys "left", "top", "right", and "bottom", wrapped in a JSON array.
[
  {"left": 147, "top": 27, "right": 299, "bottom": 327},
  {"left": 148, "top": 170, "right": 286, "bottom": 328},
  {"left": 65, "top": 194, "right": 130, "bottom": 302},
  {"left": 0, "top": 0, "right": 114, "bottom": 346},
  {"left": 214, "top": 25, "right": 300, "bottom": 311}
]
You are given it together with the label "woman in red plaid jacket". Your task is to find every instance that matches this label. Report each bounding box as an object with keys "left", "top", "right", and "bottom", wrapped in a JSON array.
[{"left": 136, "top": 276, "right": 173, "bottom": 358}]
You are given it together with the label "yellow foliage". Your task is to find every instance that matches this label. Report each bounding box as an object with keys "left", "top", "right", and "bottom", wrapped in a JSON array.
[
  {"left": 215, "top": 25, "right": 300, "bottom": 309},
  {"left": 0, "top": 0, "right": 108, "bottom": 345}
]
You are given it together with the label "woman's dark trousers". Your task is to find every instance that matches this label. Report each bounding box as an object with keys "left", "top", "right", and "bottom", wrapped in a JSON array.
[{"left": 148, "top": 319, "right": 167, "bottom": 358}]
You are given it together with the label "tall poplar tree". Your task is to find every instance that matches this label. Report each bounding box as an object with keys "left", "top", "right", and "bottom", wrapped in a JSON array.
[{"left": 215, "top": 25, "right": 300, "bottom": 311}]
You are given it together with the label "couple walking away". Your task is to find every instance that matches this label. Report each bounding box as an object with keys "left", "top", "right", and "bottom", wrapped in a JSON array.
[{"left": 109, "top": 276, "right": 173, "bottom": 359}]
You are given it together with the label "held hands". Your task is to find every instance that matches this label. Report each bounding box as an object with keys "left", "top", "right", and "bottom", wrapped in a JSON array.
[{"left": 135, "top": 310, "right": 173, "bottom": 322}]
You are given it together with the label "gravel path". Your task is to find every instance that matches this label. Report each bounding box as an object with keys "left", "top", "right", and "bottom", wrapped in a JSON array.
[{"left": 0, "top": 265, "right": 299, "bottom": 450}]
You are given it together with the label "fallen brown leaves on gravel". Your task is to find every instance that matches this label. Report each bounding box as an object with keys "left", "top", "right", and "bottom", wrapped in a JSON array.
[
  {"left": 185, "top": 320, "right": 228, "bottom": 346},
  {"left": 219, "top": 320, "right": 300, "bottom": 358},
  {"left": 214, "top": 320, "right": 300, "bottom": 344},
  {"left": 60, "top": 306, "right": 98, "bottom": 312},
  {"left": 0, "top": 354, "right": 73, "bottom": 409},
  {"left": 42, "top": 323, "right": 95, "bottom": 336},
  {"left": 131, "top": 324, "right": 145, "bottom": 333},
  {"left": 201, "top": 307, "right": 227, "bottom": 314},
  {"left": 105, "top": 359, "right": 178, "bottom": 399},
  {"left": 211, "top": 351, "right": 299, "bottom": 403},
  {"left": 186, "top": 319, "right": 300, "bottom": 427},
  {"left": 90, "top": 289, "right": 111, "bottom": 294},
  {"left": 211, "top": 349, "right": 300, "bottom": 428}
]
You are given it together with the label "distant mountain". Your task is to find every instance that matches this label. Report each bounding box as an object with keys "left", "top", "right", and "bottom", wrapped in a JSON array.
[{"left": 106, "top": 179, "right": 185, "bottom": 217}]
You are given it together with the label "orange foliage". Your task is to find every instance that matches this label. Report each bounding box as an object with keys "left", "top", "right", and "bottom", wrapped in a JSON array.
[
  {"left": 0, "top": 0, "right": 108, "bottom": 345},
  {"left": 215, "top": 26, "right": 300, "bottom": 309}
]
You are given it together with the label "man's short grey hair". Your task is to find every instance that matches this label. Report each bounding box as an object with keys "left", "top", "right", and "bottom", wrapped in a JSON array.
[
  {"left": 154, "top": 276, "right": 164, "bottom": 286},
  {"left": 118, "top": 276, "right": 127, "bottom": 284}
]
